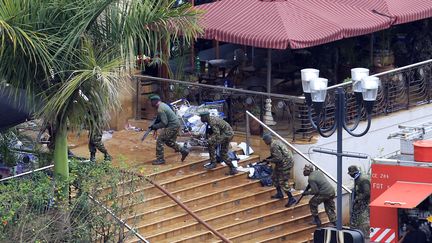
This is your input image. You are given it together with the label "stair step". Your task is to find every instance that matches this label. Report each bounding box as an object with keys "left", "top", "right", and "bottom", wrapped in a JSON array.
[
  {"left": 126, "top": 178, "right": 264, "bottom": 222},
  {"left": 229, "top": 211, "right": 329, "bottom": 242},
  {"left": 169, "top": 200, "right": 319, "bottom": 243},
  {"left": 145, "top": 191, "right": 304, "bottom": 242},
  {"left": 125, "top": 182, "right": 276, "bottom": 226},
  {"left": 258, "top": 226, "right": 316, "bottom": 243},
  {"left": 103, "top": 155, "right": 259, "bottom": 206},
  {"left": 257, "top": 222, "right": 331, "bottom": 243}
]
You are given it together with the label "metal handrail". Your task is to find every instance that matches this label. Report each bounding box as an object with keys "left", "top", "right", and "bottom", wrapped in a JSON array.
[
  {"left": 88, "top": 195, "right": 150, "bottom": 243},
  {"left": 245, "top": 110, "right": 352, "bottom": 194},
  {"left": 120, "top": 169, "right": 232, "bottom": 243},
  {"left": 135, "top": 75, "right": 303, "bottom": 101},
  {"left": 327, "top": 59, "right": 432, "bottom": 90},
  {"left": 0, "top": 164, "right": 54, "bottom": 182}
]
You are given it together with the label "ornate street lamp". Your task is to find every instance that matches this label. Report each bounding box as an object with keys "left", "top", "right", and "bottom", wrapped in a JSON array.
[{"left": 301, "top": 68, "right": 380, "bottom": 231}]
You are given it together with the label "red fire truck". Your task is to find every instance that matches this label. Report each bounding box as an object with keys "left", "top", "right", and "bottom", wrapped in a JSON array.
[{"left": 369, "top": 123, "right": 432, "bottom": 243}]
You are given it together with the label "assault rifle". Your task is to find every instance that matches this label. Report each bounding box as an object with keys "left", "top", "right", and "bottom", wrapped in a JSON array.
[
  {"left": 259, "top": 156, "right": 273, "bottom": 164},
  {"left": 141, "top": 117, "right": 160, "bottom": 142},
  {"left": 295, "top": 184, "right": 311, "bottom": 205}
]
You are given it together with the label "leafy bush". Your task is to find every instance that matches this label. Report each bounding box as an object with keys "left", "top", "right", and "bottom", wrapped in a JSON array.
[{"left": 0, "top": 160, "right": 147, "bottom": 242}]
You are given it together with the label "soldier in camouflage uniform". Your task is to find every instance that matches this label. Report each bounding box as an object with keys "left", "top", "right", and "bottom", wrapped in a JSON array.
[
  {"left": 89, "top": 126, "right": 111, "bottom": 162},
  {"left": 348, "top": 165, "right": 370, "bottom": 238},
  {"left": 199, "top": 111, "right": 237, "bottom": 176},
  {"left": 262, "top": 133, "right": 297, "bottom": 207},
  {"left": 149, "top": 95, "right": 189, "bottom": 165},
  {"left": 303, "top": 164, "right": 336, "bottom": 227}
]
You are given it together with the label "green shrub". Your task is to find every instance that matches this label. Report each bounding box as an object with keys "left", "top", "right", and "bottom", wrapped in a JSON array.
[{"left": 0, "top": 160, "right": 147, "bottom": 242}]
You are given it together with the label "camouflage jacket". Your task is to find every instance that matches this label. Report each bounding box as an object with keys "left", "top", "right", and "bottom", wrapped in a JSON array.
[
  {"left": 267, "top": 140, "right": 293, "bottom": 169},
  {"left": 206, "top": 116, "right": 233, "bottom": 139},
  {"left": 307, "top": 170, "right": 335, "bottom": 196},
  {"left": 153, "top": 102, "right": 180, "bottom": 129},
  {"left": 353, "top": 174, "right": 370, "bottom": 204}
]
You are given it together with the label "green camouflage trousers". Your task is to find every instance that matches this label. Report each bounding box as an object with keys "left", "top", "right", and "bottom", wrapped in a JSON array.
[
  {"left": 207, "top": 135, "right": 234, "bottom": 168},
  {"left": 309, "top": 194, "right": 336, "bottom": 223},
  {"left": 156, "top": 127, "right": 182, "bottom": 160},
  {"left": 89, "top": 131, "right": 108, "bottom": 155},
  {"left": 272, "top": 167, "right": 291, "bottom": 192},
  {"left": 351, "top": 201, "right": 370, "bottom": 237}
]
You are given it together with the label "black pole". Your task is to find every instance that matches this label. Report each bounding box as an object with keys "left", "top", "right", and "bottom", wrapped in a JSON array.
[{"left": 336, "top": 87, "right": 344, "bottom": 230}]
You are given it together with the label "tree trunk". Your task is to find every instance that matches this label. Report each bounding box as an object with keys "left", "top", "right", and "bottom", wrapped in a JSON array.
[{"left": 53, "top": 124, "right": 69, "bottom": 196}]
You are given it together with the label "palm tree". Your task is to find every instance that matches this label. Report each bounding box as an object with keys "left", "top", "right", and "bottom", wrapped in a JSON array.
[{"left": 0, "top": 0, "right": 202, "bottom": 186}]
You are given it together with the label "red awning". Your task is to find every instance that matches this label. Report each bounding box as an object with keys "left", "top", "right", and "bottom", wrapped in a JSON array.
[
  {"left": 327, "top": 0, "right": 432, "bottom": 25},
  {"left": 370, "top": 181, "right": 432, "bottom": 209},
  {"left": 384, "top": 0, "right": 432, "bottom": 24},
  {"left": 196, "top": 0, "right": 392, "bottom": 49}
]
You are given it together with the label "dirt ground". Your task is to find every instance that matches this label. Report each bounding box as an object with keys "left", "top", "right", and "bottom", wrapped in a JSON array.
[
  {"left": 68, "top": 123, "right": 268, "bottom": 179},
  {"left": 69, "top": 128, "right": 205, "bottom": 176}
]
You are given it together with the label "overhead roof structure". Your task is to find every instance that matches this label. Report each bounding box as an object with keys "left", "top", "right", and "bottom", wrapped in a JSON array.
[{"left": 196, "top": 0, "right": 432, "bottom": 49}]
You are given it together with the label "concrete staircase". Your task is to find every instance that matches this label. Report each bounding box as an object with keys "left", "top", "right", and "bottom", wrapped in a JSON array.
[{"left": 108, "top": 155, "right": 327, "bottom": 243}]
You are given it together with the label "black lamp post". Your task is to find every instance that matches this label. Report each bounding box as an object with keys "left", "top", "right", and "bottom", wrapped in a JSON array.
[{"left": 301, "top": 68, "right": 380, "bottom": 231}]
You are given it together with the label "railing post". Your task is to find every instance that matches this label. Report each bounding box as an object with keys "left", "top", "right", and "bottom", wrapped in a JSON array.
[
  {"left": 406, "top": 70, "right": 410, "bottom": 109},
  {"left": 245, "top": 112, "right": 250, "bottom": 156},
  {"left": 428, "top": 65, "right": 431, "bottom": 103}
]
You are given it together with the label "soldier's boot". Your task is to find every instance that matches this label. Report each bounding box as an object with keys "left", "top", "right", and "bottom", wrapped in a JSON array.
[
  {"left": 271, "top": 186, "right": 284, "bottom": 199},
  {"left": 180, "top": 148, "right": 189, "bottom": 162},
  {"left": 67, "top": 149, "right": 75, "bottom": 158},
  {"left": 225, "top": 165, "right": 238, "bottom": 176},
  {"left": 152, "top": 158, "right": 166, "bottom": 165},
  {"left": 90, "top": 152, "right": 96, "bottom": 162},
  {"left": 104, "top": 153, "right": 112, "bottom": 161},
  {"left": 204, "top": 161, "right": 217, "bottom": 170},
  {"left": 309, "top": 215, "right": 322, "bottom": 227},
  {"left": 284, "top": 191, "right": 297, "bottom": 207}
]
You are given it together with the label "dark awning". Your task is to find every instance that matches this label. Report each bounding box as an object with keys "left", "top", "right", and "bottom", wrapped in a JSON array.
[{"left": 0, "top": 86, "right": 34, "bottom": 131}]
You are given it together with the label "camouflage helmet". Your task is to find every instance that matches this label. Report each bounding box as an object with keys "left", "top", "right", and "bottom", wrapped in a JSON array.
[
  {"left": 149, "top": 94, "right": 161, "bottom": 100},
  {"left": 347, "top": 165, "right": 359, "bottom": 175},
  {"left": 198, "top": 110, "right": 210, "bottom": 116},
  {"left": 303, "top": 164, "right": 314, "bottom": 172},
  {"left": 262, "top": 133, "right": 272, "bottom": 141}
]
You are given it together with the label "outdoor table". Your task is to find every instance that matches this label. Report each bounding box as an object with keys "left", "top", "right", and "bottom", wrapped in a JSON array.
[{"left": 208, "top": 59, "right": 230, "bottom": 77}]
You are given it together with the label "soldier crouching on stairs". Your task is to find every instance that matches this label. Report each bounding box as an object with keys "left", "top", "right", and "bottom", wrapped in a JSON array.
[
  {"left": 261, "top": 133, "right": 297, "bottom": 208},
  {"left": 302, "top": 164, "right": 337, "bottom": 227},
  {"left": 199, "top": 110, "right": 238, "bottom": 176},
  {"left": 149, "top": 94, "right": 189, "bottom": 165}
]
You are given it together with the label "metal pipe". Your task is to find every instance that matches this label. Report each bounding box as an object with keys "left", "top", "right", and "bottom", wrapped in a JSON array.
[
  {"left": 246, "top": 114, "right": 250, "bottom": 156},
  {"left": 88, "top": 195, "right": 150, "bottom": 243},
  {"left": 312, "top": 148, "right": 368, "bottom": 159},
  {"left": 245, "top": 111, "right": 352, "bottom": 194},
  {"left": 135, "top": 75, "right": 303, "bottom": 101},
  {"left": 372, "top": 158, "right": 432, "bottom": 167},
  {"left": 0, "top": 164, "right": 54, "bottom": 182},
  {"left": 336, "top": 88, "right": 344, "bottom": 230}
]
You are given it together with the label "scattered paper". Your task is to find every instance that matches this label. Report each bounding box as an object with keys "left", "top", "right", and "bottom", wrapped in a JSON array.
[
  {"left": 237, "top": 155, "right": 250, "bottom": 160},
  {"left": 238, "top": 142, "right": 254, "bottom": 155},
  {"left": 187, "top": 115, "right": 201, "bottom": 124},
  {"left": 200, "top": 153, "right": 210, "bottom": 158}
]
